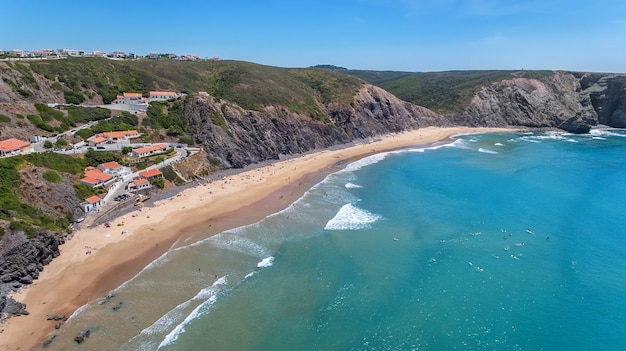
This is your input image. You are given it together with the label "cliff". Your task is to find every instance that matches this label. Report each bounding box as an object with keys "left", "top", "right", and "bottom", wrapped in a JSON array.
[
  {"left": 460, "top": 71, "right": 597, "bottom": 133},
  {"left": 185, "top": 84, "right": 449, "bottom": 169},
  {"left": 346, "top": 69, "right": 626, "bottom": 134}
]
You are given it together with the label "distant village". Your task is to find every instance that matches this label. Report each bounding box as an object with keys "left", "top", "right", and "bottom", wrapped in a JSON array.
[{"left": 0, "top": 48, "right": 220, "bottom": 62}]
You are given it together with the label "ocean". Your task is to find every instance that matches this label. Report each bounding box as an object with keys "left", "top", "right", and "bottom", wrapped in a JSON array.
[{"left": 48, "top": 130, "right": 626, "bottom": 350}]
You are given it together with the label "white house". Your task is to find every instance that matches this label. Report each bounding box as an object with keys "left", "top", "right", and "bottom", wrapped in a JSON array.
[
  {"left": 80, "top": 195, "right": 102, "bottom": 213},
  {"left": 127, "top": 178, "right": 152, "bottom": 192},
  {"left": 148, "top": 91, "right": 178, "bottom": 102},
  {"left": 114, "top": 92, "right": 145, "bottom": 105},
  {"left": 131, "top": 144, "right": 167, "bottom": 158},
  {"left": 0, "top": 138, "right": 32, "bottom": 157},
  {"left": 98, "top": 161, "right": 131, "bottom": 178}
]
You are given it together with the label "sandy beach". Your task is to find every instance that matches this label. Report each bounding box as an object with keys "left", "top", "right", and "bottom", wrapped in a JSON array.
[{"left": 0, "top": 126, "right": 515, "bottom": 350}]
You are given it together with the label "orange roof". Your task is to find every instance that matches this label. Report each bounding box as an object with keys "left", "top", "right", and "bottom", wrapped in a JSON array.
[
  {"left": 90, "top": 136, "right": 107, "bottom": 144},
  {"left": 149, "top": 91, "right": 177, "bottom": 96},
  {"left": 139, "top": 169, "right": 163, "bottom": 178},
  {"left": 85, "top": 195, "right": 102, "bottom": 204},
  {"left": 0, "top": 138, "right": 30, "bottom": 152},
  {"left": 84, "top": 169, "right": 113, "bottom": 182},
  {"left": 133, "top": 143, "right": 166, "bottom": 154},
  {"left": 81, "top": 177, "right": 101, "bottom": 186},
  {"left": 99, "top": 161, "right": 122, "bottom": 170},
  {"left": 99, "top": 130, "right": 139, "bottom": 139},
  {"left": 123, "top": 92, "right": 142, "bottom": 98},
  {"left": 134, "top": 178, "right": 150, "bottom": 185}
]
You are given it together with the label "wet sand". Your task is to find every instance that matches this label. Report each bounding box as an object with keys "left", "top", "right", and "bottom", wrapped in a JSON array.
[{"left": 0, "top": 127, "right": 515, "bottom": 350}]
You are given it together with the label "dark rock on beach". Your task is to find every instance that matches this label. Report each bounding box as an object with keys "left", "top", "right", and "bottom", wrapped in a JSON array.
[{"left": 0, "top": 231, "right": 64, "bottom": 321}]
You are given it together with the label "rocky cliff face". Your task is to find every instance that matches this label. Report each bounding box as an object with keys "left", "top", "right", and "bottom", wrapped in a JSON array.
[
  {"left": 0, "top": 231, "right": 64, "bottom": 320},
  {"left": 184, "top": 84, "right": 451, "bottom": 169},
  {"left": 577, "top": 73, "right": 626, "bottom": 128},
  {"left": 460, "top": 72, "right": 598, "bottom": 133}
]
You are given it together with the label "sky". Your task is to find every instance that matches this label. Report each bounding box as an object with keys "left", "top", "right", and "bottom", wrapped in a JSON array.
[{"left": 2, "top": 0, "right": 626, "bottom": 73}]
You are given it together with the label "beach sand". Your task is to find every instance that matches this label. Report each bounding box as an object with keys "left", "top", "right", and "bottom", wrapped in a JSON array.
[{"left": 0, "top": 127, "right": 514, "bottom": 350}]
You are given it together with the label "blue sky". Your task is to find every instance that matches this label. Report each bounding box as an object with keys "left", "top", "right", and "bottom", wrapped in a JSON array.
[{"left": 2, "top": 0, "right": 626, "bottom": 72}]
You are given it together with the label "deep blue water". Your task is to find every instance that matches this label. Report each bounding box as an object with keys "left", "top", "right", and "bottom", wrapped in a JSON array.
[{"left": 51, "top": 130, "right": 626, "bottom": 351}]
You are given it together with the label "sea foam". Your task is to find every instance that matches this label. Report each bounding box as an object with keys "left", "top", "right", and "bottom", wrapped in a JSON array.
[
  {"left": 345, "top": 182, "right": 363, "bottom": 189},
  {"left": 152, "top": 277, "right": 227, "bottom": 349},
  {"left": 478, "top": 148, "right": 499, "bottom": 154},
  {"left": 257, "top": 256, "right": 275, "bottom": 268},
  {"left": 324, "top": 203, "right": 382, "bottom": 230}
]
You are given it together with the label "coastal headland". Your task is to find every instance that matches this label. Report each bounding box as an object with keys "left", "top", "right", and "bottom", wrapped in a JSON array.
[{"left": 0, "top": 127, "right": 515, "bottom": 351}]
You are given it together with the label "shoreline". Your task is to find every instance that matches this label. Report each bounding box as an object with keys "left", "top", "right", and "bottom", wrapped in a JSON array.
[{"left": 0, "top": 127, "right": 516, "bottom": 351}]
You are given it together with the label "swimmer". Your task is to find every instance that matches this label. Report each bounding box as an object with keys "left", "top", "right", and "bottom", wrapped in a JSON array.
[{"left": 468, "top": 261, "right": 473, "bottom": 267}]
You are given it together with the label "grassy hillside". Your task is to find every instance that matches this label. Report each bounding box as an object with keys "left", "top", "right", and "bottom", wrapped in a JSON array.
[
  {"left": 344, "top": 69, "right": 554, "bottom": 114},
  {"left": 22, "top": 58, "right": 364, "bottom": 119}
]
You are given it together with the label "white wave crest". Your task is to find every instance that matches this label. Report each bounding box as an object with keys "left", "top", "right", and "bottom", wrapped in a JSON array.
[
  {"left": 443, "top": 139, "right": 472, "bottom": 150},
  {"left": 494, "top": 142, "right": 504, "bottom": 146},
  {"left": 324, "top": 203, "right": 382, "bottom": 230},
  {"left": 207, "top": 235, "right": 271, "bottom": 258},
  {"left": 345, "top": 182, "right": 362, "bottom": 189},
  {"left": 343, "top": 152, "right": 389, "bottom": 172},
  {"left": 478, "top": 148, "right": 499, "bottom": 154},
  {"left": 140, "top": 277, "right": 227, "bottom": 350},
  {"left": 589, "top": 128, "right": 626, "bottom": 138},
  {"left": 157, "top": 294, "right": 219, "bottom": 349},
  {"left": 257, "top": 256, "right": 274, "bottom": 268}
]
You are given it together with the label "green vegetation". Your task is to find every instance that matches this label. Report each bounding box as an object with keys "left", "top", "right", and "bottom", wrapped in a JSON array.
[
  {"left": 150, "top": 176, "right": 165, "bottom": 189},
  {"left": 0, "top": 114, "right": 10, "bottom": 123},
  {"left": 35, "top": 103, "right": 65, "bottom": 122},
  {"left": 42, "top": 170, "right": 62, "bottom": 183},
  {"left": 3, "top": 77, "right": 32, "bottom": 97},
  {"left": 27, "top": 114, "right": 56, "bottom": 132},
  {"left": 90, "top": 114, "right": 137, "bottom": 133},
  {"left": 73, "top": 183, "right": 98, "bottom": 200},
  {"left": 0, "top": 156, "right": 75, "bottom": 235},
  {"left": 64, "top": 90, "right": 86, "bottom": 104},
  {"left": 83, "top": 149, "right": 124, "bottom": 167},
  {"left": 161, "top": 165, "right": 184, "bottom": 186},
  {"left": 345, "top": 69, "right": 554, "bottom": 115},
  {"left": 12, "top": 62, "right": 39, "bottom": 89},
  {"left": 25, "top": 152, "right": 86, "bottom": 174},
  {"left": 63, "top": 105, "right": 111, "bottom": 124},
  {"left": 43, "top": 140, "right": 53, "bottom": 149},
  {"left": 24, "top": 58, "right": 364, "bottom": 122},
  {"left": 55, "top": 138, "right": 68, "bottom": 149}
]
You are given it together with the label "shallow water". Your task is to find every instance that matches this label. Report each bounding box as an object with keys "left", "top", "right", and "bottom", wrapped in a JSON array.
[{"left": 48, "top": 130, "right": 626, "bottom": 350}]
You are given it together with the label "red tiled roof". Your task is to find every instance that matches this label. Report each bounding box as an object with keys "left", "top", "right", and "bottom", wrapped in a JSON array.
[
  {"left": 149, "top": 91, "right": 177, "bottom": 96},
  {"left": 84, "top": 169, "right": 113, "bottom": 182},
  {"left": 98, "top": 130, "right": 139, "bottom": 139},
  {"left": 133, "top": 143, "right": 166, "bottom": 155},
  {"left": 85, "top": 195, "right": 102, "bottom": 204},
  {"left": 90, "top": 136, "right": 107, "bottom": 144},
  {"left": 139, "top": 169, "right": 163, "bottom": 178},
  {"left": 134, "top": 178, "right": 150, "bottom": 185},
  {"left": 100, "top": 161, "right": 122, "bottom": 170},
  {"left": 0, "top": 138, "right": 30, "bottom": 152},
  {"left": 123, "top": 92, "right": 142, "bottom": 98}
]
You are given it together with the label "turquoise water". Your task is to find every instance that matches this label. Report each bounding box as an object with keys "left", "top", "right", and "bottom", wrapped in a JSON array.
[{"left": 51, "top": 130, "right": 626, "bottom": 350}]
